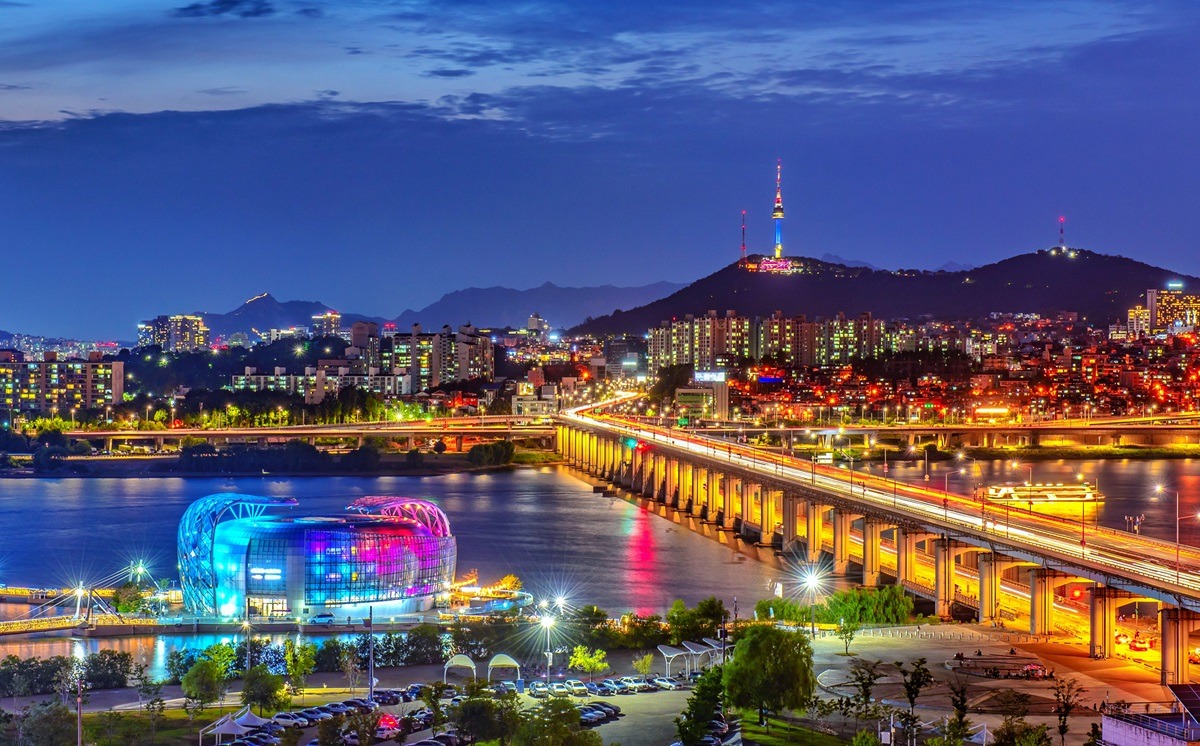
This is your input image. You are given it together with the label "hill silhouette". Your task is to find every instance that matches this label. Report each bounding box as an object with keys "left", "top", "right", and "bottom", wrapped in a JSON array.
[{"left": 574, "top": 248, "right": 1195, "bottom": 335}]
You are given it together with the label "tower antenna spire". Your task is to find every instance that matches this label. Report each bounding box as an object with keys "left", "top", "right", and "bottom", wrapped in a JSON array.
[
  {"left": 772, "top": 158, "right": 785, "bottom": 259},
  {"left": 1059, "top": 215, "right": 1065, "bottom": 247},
  {"left": 740, "top": 210, "right": 747, "bottom": 264}
]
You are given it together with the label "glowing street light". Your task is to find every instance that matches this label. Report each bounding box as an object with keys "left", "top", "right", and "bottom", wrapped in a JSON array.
[
  {"left": 801, "top": 568, "right": 824, "bottom": 636},
  {"left": 541, "top": 615, "right": 556, "bottom": 683}
]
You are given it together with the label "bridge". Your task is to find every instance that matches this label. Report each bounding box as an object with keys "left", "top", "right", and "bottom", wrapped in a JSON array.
[
  {"left": 560, "top": 396, "right": 1200, "bottom": 686},
  {"left": 61, "top": 416, "right": 556, "bottom": 453}
]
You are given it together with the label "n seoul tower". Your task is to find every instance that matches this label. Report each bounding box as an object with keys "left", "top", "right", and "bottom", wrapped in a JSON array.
[{"left": 772, "top": 159, "right": 785, "bottom": 259}]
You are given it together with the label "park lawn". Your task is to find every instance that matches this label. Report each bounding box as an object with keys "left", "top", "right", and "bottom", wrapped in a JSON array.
[
  {"left": 739, "top": 714, "right": 845, "bottom": 746},
  {"left": 511, "top": 450, "right": 561, "bottom": 465}
]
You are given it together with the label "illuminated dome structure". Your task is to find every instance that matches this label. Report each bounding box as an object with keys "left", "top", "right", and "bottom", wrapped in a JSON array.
[{"left": 178, "top": 494, "right": 456, "bottom": 619}]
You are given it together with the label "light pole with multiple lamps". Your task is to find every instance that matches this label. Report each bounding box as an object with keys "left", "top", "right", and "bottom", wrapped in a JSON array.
[{"left": 541, "top": 615, "right": 555, "bottom": 683}]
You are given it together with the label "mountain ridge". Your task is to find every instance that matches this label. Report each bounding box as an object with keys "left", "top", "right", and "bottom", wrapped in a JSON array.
[{"left": 572, "top": 248, "right": 1194, "bottom": 335}]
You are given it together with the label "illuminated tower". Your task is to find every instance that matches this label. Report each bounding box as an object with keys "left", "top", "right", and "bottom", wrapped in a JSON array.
[
  {"left": 772, "top": 159, "right": 785, "bottom": 259},
  {"left": 739, "top": 210, "right": 747, "bottom": 264},
  {"left": 1058, "top": 215, "right": 1066, "bottom": 247}
]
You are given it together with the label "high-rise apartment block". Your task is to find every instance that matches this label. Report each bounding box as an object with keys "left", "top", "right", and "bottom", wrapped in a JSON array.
[
  {"left": 384, "top": 324, "right": 493, "bottom": 392},
  {"left": 137, "top": 315, "right": 210, "bottom": 352},
  {"left": 1146, "top": 283, "right": 1200, "bottom": 331},
  {"left": 312, "top": 311, "right": 343, "bottom": 339},
  {"left": 0, "top": 354, "right": 123, "bottom": 417}
]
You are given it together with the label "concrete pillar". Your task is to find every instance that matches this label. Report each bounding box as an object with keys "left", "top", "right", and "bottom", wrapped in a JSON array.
[
  {"left": 782, "top": 494, "right": 800, "bottom": 554},
  {"left": 763, "top": 489, "right": 782, "bottom": 546},
  {"left": 1160, "top": 608, "right": 1200, "bottom": 685},
  {"left": 978, "top": 553, "right": 1001, "bottom": 624},
  {"left": 804, "top": 502, "right": 826, "bottom": 564},
  {"left": 933, "top": 538, "right": 956, "bottom": 619},
  {"left": 1029, "top": 568, "right": 1062, "bottom": 636},
  {"left": 1089, "top": 587, "right": 1133, "bottom": 659},
  {"left": 831, "top": 510, "right": 853, "bottom": 575},
  {"left": 895, "top": 529, "right": 918, "bottom": 586},
  {"left": 664, "top": 457, "right": 677, "bottom": 505},
  {"left": 862, "top": 520, "right": 883, "bottom": 586}
]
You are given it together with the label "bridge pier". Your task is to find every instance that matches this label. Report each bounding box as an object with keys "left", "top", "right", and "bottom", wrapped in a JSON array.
[
  {"left": 933, "top": 538, "right": 964, "bottom": 619},
  {"left": 1090, "top": 586, "right": 1135, "bottom": 659},
  {"left": 781, "top": 493, "right": 801, "bottom": 555},
  {"left": 1161, "top": 608, "right": 1200, "bottom": 685},
  {"left": 1029, "top": 568, "right": 1070, "bottom": 635},
  {"left": 894, "top": 529, "right": 923, "bottom": 586},
  {"left": 861, "top": 519, "right": 883, "bottom": 586},
  {"left": 832, "top": 510, "right": 856, "bottom": 575},
  {"left": 804, "top": 502, "right": 827, "bottom": 565}
]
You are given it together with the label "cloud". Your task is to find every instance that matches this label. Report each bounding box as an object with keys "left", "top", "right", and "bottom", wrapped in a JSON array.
[
  {"left": 424, "top": 68, "right": 474, "bottom": 79},
  {"left": 315, "top": 89, "right": 339, "bottom": 99},
  {"left": 173, "top": 0, "right": 274, "bottom": 19},
  {"left": 0, "top": 82, "right": 30, "bottom": 90},
  {"left": 196, "top": 85, "right": 244, "bottom": 96}
]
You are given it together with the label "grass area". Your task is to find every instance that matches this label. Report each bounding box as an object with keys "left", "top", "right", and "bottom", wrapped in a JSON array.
[
  {"left": 511, "top": 451, "right": 562, "bottom": 465},
  {"left": 963, "top": 444, "right": 1200, "bottom": 461},
  {"left": 740, "top": 714, "right": 846, "bottom": 746}
]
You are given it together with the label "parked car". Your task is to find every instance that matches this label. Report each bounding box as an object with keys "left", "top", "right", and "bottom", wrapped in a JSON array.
[
  {"left": 619, "top": 676, "right": 648, "bottom": 692},
  {"left": 575, "top": 705, "right": 605, "bottom": 725},
  {"left": 529, "top": 681, "right": 550, "bottom": 698},
  {"left": 300, "top": 708, "right": 332, "bottom": 721},
  {"left": 602, "top": 678, "right": 629, "bottom": 694},
  {"left": 590, "top": 701, "right": 620, "bottom": 717},
  {"left": 1114, "top": 632, "right": 1130, "bottom": 645},
  {"left": 579, "top": 704, "right": 611, "bottom": 722},
  {"left": 308, "top": 612, "right": 336, "bottom": 625},
  {"left": 550, "top": 682, "right": 571, "bottom": 697},
  {"left": 1130, "top": 637, "right": 1151, "bottom": 652},
  {"left": 565, "top": 679, "right": 589, "bottom": 696},
  {"left": 652, "top": 676, "right": 681, "bottom": 690},
  {"left": 708, "top": 719, "right": 729, "bottom": 736},
  {"left": 272, "top": 713, "right": 308, "bottom": 728},
  {"left": 431, "top": 732, "right": 459, "bottom": 746}
]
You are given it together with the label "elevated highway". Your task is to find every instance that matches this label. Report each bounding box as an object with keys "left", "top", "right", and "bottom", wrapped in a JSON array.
[
  {"left": 62, "top": 417, "right": 556, "bottom": 452},
  {"left": 560, "top": 396, "right": 1200, "bottom": 685}
]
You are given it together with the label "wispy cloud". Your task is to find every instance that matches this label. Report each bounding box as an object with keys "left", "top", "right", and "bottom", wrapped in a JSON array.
[{"left": 173, "top": 0, "right": 273, "bottom": 19}]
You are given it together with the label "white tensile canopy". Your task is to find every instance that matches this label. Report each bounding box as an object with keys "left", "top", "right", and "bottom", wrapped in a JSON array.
[
  {"left": 201, "top": 714, "right": 251, "bottom": 744},
  {"left": 444, "top": 653, "right": 477, "bottom": 683},
  {"left": 656, "top": 644, "right": 690, "bottom": 677},
  {"left": 487, "top": 653, "right": 521, "bottom": 681},
  {"left": 234, "top": 706, "right": 273, "bottom": 727}
]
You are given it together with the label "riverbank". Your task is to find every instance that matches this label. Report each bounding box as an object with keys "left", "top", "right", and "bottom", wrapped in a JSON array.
[{"left": 0, "top": 449, "right": 564, "bottom": 478}]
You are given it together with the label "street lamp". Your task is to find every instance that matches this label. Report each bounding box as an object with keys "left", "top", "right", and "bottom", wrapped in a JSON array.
[
  {"left": 541, "top": 615, "right": 556, "bottom": 683},
  {"left": 241, "top": 620, "right": 253, "bottom": 670},
  {"left": 1154, "top": 484, "right": 1200, "bottom": 586},
  {"left": 802, "top": 568, "right": 823, "bottom": 636}
]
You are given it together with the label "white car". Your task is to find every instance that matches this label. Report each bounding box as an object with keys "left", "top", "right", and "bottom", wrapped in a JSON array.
[
  {"left": 652, "top": 676, "right": 681, "bottom": 690},
  {"left": 273, "top": 712, "right": 309, "bottom": 728},
  {"left": 619, "top": 676, "right": 648, "bottom": 692},
  {"left": 565, "top": 679, "right": 589, "bottom": 696},
  {"left": 549, "top": 682, "right": 571, "bottom": 697}
]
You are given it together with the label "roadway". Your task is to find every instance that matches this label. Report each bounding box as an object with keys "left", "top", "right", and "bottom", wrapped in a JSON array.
[{"left": 564, "top": 399, "right": 1200, "bottom": 610}]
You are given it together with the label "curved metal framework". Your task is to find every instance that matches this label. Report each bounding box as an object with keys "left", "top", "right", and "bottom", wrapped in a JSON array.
[
  {"left": 178, "top": 493, "right": 297, "bottom": 616},
  {"left": 345, "top": 497, "right": 452, "bottom": 538}
]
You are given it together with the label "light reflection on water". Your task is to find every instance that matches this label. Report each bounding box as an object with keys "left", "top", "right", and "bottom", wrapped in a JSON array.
[{"left": 0, "top": 467, "right": 781, "bottom": 676}]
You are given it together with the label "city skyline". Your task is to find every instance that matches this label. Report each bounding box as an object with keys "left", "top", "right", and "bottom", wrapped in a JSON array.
[{"left": 2, "top": 1, "right": 1199, "bottom": 339}]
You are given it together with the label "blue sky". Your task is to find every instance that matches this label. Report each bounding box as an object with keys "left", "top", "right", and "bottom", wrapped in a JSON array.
[{"left": 1, "top": 0, "right": 1198, "bottom": 338}]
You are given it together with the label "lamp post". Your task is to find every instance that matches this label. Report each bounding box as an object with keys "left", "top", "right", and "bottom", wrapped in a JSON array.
[
  {"left": 541, "top": 615, "right": 555, "bottom": 683},
  {"left": 803, "top": 570, "right": 822, "bottom": 636},
  {"left": 242, "top": 620, "right": 253, "bottom": 670},
  {"left": 1155, "top": 484, "right": 1191, "bottom": 586}
]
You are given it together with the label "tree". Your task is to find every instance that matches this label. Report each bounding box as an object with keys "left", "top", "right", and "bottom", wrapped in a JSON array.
[
  {"left": 317, "top": 713, "right": 346, "bottom": 746},
  {"left": 346, "top": 710, "right": 382, "bottom": 746},
  {"left": 848, "top": 658, "right": 885, "bottom": 726},
  {"left": 82, "top": 650, "right": 133, "bottom": 690},
  {"left": 433, "top": 439, "right": 447, "bottom": 456},
  {"left": 568, "top": 646, "right": 609, "bottom": 682},
  {"left": 242, "top": 664, "right": 290, "bottom": 715},
  {"left": 852, "top": 731, "right": 881, "bottom": 746},
  {"left": 456, "top": 697, "right": 502, "bottom": 744},
  {"left": 676, "top": 666, "right": 723, "bottom": 746},
  {"left": 93, "top": 711, "right": 125, "bottom": 746},
  {"left": 11, "top": 701, "right": 73, "bottom": 746},
  {"left": 631, "top": 653, "right": 655, "bottom": 677},
  {"left": 283, "top": 639, "right": 317, "bottom": 700},
  {"left": 514, "top": 697, "right": 601, "bottom": 746},
  {"left": 993, "top": 689, "right": 1051, "bottom": 746},
  {"left": 201, "top": 642, "right": 237, "bottom": 679},
  {"left": 421, "top": 684, "right": 449, "bottom": 735},
  {"left": 894, "top": 658, "right": 934, "bottom": 746},
  {"left": 1051, "top": 677, "right": 1086, "bottom": 746},
  {"left": 180, "top": 658, "right": 225, "bottom": 713},
  {"left": 837, "top": 620, "right": 861, "bottom": 655},
  {"left": 403, "top": 624, "right": 446, "bottom": 664},
  {"left": 724, "top": 625, "right": 815, "bottom": 729},
  {"left": 937, "top": 676, "right": 973, "bottom": 746},
  {"left": 341, "top": 645, "right": 362, "bottom": 693}
]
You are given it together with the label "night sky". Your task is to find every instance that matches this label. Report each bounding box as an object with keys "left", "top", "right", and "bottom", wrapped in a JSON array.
[{"left": 1, "top": 1, "right": 1198, "bottom": 339}]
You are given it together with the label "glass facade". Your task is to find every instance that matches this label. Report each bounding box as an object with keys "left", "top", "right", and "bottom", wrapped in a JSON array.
[{"left": 185, "top": 498, "right": 456, "bottom": 619}]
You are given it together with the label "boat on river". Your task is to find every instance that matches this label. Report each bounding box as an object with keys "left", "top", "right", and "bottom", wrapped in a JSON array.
[{"left": 982, "top": 481, "right": 1104, "bottom": 503}]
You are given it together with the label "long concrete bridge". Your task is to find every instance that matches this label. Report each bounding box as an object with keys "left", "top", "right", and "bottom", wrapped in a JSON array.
[
  {"left": 560, "top": 398, "right": 1200, "bottom": 685},
  {"left": 62, "top": 416, "right": 556, "bottom": 453}
]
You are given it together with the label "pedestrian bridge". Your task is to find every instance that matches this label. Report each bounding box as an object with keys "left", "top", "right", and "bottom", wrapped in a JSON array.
[{"left": 559, "top": 397, "right": 1200, "bottom": 685}]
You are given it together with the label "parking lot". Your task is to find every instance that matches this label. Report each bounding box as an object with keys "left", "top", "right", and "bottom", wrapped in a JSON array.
[{"left": 276, "top": 679, "right": 705, "bottom": 746}]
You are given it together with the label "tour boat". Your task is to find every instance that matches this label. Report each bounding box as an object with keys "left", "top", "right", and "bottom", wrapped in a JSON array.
[{"left": 982, "top": 481, "right": 1104, "bottom": 503}]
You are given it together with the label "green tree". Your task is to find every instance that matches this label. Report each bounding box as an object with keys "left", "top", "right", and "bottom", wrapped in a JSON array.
[
  {"left": 456, "top": 697, "right": 502, "bottom": 744},
  {"left": 568, "top": 646, "right": 609, "bottom": 681},
  {"left": 283, "top": 638, "right": 317, "bottom": 700},
  {"left": 724, "top": 625, "right": 815, "bottom": 729},
  {"left": 894, "top": 658, "right": 935, "bottom": 746},
  {"left": 852, "top": 731, "right": 882, "bottom": 746},
  {"left": 11, "top": 701, "right": 73, "bottom": 746},
  {"left": 421, "top": 683, "right": 449, "bottom": 735},
  {"left": 848, "top": 658, "right": 885, "bottom": 727},
  {"left": 937, "top": 676, "right": 973, "bottom": 746},
  {"left": 180, "top": 658, "right": 226, "bottom": 713},
  {"left": 242, "top": 664, "right": 290, "bottom": 715},
  {"left": 1051, "top": 677, "right": 1086, "bottom": 746},
  {"left": 346, "top": 710, "right": 382, "bottom": 746},
  {"left": 92, "top": 710, "right": 125, "bottom": 746},
  {"left": 993, "top": 689, "right": 1051, "bottom": 746},
  {"left": 513, "top": 697, "right": 601, "bottom": 746},
  {"left": 317, "top": 713, "right": 346, "bottom": 746},
  {"left": 837, "top": 620, "right": 861, "bottom": 655},
  {"left": 403, "top": 624, "right": 446, "bottom": 665},
  {"left": 201, "top": 642, "right": 237, "bottom": 679},
  {"left": 631, "top": 653, "right": 655, "bottom": 677},
  {"left": 675, "top": 666, "right": 723, "bottom": 746}
]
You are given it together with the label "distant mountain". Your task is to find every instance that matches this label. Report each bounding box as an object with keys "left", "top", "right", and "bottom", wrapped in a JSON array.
[
  {"left": 937, "top": 260, "right": 976, "bottom": 272},
  {"left": 391, "top": 281, "right": 685, "bottom": 331},
  {"left": 572, "top": 248, "right": 1195, "bottom": 335},
  {"left": 820, "top": 253, "right": 881, "bottom": 270},
  {"left": 196, "top": 282, "right": 685, "bottom": 340}
]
